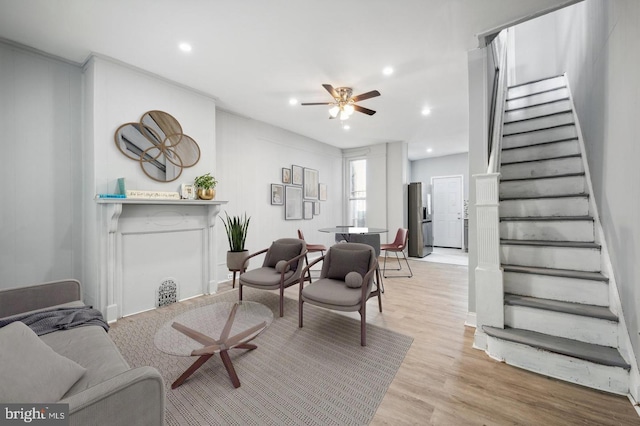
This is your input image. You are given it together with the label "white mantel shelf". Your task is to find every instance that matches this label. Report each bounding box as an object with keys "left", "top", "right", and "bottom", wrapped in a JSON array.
[
  {"left": 96, "top": 198, "right": 228, "bottom": 206},
  {"left": 96, "top": 198, "right": 228, "bottom": 322}
]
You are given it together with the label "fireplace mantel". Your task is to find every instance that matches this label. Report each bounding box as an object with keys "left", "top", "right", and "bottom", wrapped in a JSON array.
[{"left": 96, "top": 198, "right": 228, "bottom": 322}]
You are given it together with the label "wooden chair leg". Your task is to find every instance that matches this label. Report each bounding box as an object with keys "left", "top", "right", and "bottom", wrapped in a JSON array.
[
  {"left": 232, "top": 270, "right": 237, "bottom": 288},
  {"left": 279, "top": 286, "right": 284, "bottom": 317},
  {"left": 298, "top": 300, "right": 304, "bottom": 328},
  {"left": 360, "top": 306, "right": 367, "bottom": 346},
  {"left": 239, "top": 283, "right": 243, "bottom": 301}
]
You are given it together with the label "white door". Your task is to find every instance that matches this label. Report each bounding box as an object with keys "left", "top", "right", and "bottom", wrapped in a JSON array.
[{"left": 432, "top": 176, "right": 463, "bottom": 248}]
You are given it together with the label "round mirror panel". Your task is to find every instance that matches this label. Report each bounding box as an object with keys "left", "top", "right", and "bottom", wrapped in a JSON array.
[{"left": 114, "top": 111, "right": 201, "bottom": 182}]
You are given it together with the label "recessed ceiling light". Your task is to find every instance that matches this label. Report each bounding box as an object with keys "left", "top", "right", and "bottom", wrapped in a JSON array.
[
  {"left": 179, "top": 43, "right": 192, "bottom": 52},
  {"left": 343, "top": 124, "right": 351, "bottom": 130},
  {"left": 421, "top": 108, "right": 431, "bottom": 116},
  {"left": 382, "top": 66, "right": 394, "bottom": 76},
  {"left": 289, "top": 98, "right": 298, "bottom": 105},
  {"left": 427, "top": 148, "right": 433, "bottom": 153}
]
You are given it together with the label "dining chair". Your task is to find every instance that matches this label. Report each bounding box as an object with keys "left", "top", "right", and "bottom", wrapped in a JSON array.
[
  {"left": 380, "top": 228, "right": 413, "bottom": 278},
  {"left": 298, "top": 243, "right": 381, "bottom": 346},
  {"left": 297, "top": 230, "right": 326, "bottom": 283},
  {"left": 239, "top": 238, "right": 307, "bottom": 317}
]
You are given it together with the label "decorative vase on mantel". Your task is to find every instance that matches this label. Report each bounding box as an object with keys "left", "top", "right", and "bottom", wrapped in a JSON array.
[
  {"left": 227, "top": 250, "right": 249, "bottom": 271},
  {"left": 197, "top": 188, "right": 215, "bottom": 200}
]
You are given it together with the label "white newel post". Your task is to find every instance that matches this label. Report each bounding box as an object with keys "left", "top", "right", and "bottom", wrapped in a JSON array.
[{"left": 473, "top": 173, "right": 504, "bottom": 348}]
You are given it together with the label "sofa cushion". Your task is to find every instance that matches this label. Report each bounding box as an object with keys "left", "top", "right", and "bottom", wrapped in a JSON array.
[
  {"left": 0, "top": 321, "right": 86, "bottom": 403},
  {"left": 41, "top": 326, "right": 130, "bottom": 398}
]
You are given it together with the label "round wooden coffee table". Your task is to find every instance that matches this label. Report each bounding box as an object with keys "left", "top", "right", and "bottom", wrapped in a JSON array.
[{"left": 154, "top": 301, "right": 273, "bottom": 389}]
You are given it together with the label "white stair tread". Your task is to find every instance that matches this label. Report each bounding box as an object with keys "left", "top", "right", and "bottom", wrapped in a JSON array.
[
  {"left": 500, "top": 192, "right": 588, "bottom": 201},
  {"left": 501, "top": 172, "right": 585, "bottom": 182},
  {"left": 502, "top": 264, "right": 608, "bottom": 282},
  {"left": 483, "top": 326, "right": 630, "bottom": 369},
  {"left": 500, "top": 216, "right": 593, "bottom": 222},
  {"left": 501, "top": 239, "right": 600, "bottom": 249},
  {"left": 504, "top": 294, "right": 617, "bottom": 321}
]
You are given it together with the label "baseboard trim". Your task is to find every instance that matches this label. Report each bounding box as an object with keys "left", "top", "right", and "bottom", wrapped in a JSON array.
[{"left": 465, "top": 311, "right": 477, "bottom": 328}]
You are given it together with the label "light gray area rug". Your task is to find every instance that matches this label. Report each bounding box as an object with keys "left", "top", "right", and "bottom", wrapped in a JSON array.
[{"left": 110, "top": 288, "right": 413, "bottom": 426}]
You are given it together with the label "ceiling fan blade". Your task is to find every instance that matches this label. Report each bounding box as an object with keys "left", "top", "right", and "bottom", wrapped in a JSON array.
[
  {"left": 322, "top": 84, "right": 339, "bottom": 99},
  {"left": 353, "top": 104, "right": 376, "bottom": 116},
  {"left": 301, "top": 102, "right": 333, "bottom": 106},
  {"left": 351, "top": 90, "right": 381, "bottom": 102}
]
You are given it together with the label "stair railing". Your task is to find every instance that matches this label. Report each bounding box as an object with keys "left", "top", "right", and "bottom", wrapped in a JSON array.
[{"left": 474, "top": 29, "right": 508, "bottom": 339}]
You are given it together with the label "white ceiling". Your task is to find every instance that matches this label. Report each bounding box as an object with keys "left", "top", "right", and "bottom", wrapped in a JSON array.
[{"left": 0, "top": 0, "right": 573, "bottom": 160}]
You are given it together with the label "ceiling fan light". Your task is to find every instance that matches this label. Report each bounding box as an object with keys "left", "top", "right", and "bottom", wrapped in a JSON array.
[
  {"left": 344, "top": 104, "right": 355, "bottom": 115},
  {"left": 339, "top": 109, "right": 349, "bottom": 120},
  {"left": 329, "top": 106, "right": 340, "bottom": 118}
]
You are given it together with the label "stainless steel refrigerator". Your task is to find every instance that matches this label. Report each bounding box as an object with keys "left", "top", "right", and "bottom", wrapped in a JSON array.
[{"left": 408, "top": 182, "right": 433, "bottom": 257}]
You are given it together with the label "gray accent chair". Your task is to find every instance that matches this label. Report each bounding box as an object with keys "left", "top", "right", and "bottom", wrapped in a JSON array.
[
  {"left": 239, "top": 238, "right": 308, "bottom": 317},
  {"left": 298, "top": 243, "right": 382, "bottom": 346},
  {"left": 0, "top": 279, "right": 165, "bottom": 426}
]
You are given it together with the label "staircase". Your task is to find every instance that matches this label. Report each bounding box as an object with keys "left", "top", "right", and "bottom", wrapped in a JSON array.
[{"left": 482, "top": 75, "right": 631, "bottom": 394}]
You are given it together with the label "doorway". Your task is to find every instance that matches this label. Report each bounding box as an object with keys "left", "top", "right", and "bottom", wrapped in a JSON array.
[{"left": 431, "top": 175, "right": 463, "bottom": 248}]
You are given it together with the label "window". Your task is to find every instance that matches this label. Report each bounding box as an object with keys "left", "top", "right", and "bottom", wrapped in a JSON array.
[{"left": 348, "top": 159, "right": 367, "bottom": 226}]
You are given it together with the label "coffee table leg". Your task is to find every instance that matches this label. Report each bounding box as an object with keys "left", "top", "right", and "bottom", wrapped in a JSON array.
[
  {"left": 235, "top": 343, "right": 257, "bottom": 350},
  {"left": 172, "top": 354, "right": 214, "bottom": 389},
  {"left": 219, "top": 350, "right": 241, "bottom": 388}
]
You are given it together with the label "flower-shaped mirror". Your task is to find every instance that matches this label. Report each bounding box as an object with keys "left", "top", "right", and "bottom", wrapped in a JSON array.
[{"left": 114, "top": 110, "right": 201, "bottom": 182}]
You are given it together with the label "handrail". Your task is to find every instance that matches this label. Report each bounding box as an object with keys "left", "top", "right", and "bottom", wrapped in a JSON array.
[{"left": 487, "top": 31, "right": 509, "bottom": 173}]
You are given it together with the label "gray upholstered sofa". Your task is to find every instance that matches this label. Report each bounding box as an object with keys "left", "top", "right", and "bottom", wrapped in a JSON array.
[{"left": 0, "top": 279, "right": 165, "bottom": 426}]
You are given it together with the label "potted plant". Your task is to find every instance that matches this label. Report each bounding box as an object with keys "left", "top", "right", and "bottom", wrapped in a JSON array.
[
  {"left": 194, "top": 172, "right": 218, "bottom": 200},
  {"left": 221, "top": 212, "right": 251, "bottom": 271}
]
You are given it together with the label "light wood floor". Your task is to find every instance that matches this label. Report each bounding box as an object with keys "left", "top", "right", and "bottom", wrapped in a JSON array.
[{"left": 117, "top": 258, "right": 639, "bottom": 425}]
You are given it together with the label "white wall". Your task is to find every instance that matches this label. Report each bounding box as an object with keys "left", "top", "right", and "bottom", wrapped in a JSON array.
[
  {"left": 83, "top": 55, "right": 218, "bottom": 309},
  {"left": 410, "top": 152, "right": 470, "bottom": 201},
  {"left": 386, "top": 142, "right": 409, "bottom": 237},
  {"left": 0, "top": 41, "right": 82, "bottom": 289},
  {"left": 215, "top": 110, "right": 343, "bottom": 281},
  {"left": 511, "top": 0, "right": 640, "bottom": 373}
]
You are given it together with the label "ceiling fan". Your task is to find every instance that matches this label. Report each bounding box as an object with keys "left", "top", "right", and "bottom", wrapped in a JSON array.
[{"left": 301, "top": 84, "right": 381, "bottom": 120}]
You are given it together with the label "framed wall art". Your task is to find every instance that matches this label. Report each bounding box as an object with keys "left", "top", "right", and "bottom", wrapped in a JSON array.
[
  {"left": 303, "top": 201, "right": 313, "bottom": 220},
  {"left": 303, "top": 168, "right": 319, "bottom": 199},
  {"left": 282, "top": 168, "right": 291, "bottom": 184},
  {"left": 318, "top": 183, "right": 327, "bottom": 201},
  {"left": 285, "top": 185, "right": 303, "bottom": 220},
  {"left": 271, "top": 184, "right": 284, "bottom": 205},
  {"left": 313, "top": 202, "right": 320, "bottom": 215},
  {"left": 181, "top": 183, "right": 195, "bottom": 199},
  {"left": 291, "top": 165, "right": 303, "bottom": 185}
]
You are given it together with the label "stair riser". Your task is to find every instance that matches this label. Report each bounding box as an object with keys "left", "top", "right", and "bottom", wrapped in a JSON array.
[
  {"left": 505, "top": 305, "right": 617, "bottom": 346},
  {"left": 506, "top": 88, "right": 570, "bottom": 110},
  {"left": 503, "top": 112, "right": 574, "bottom": 136},
  {"left": 503, "top": 125, "right": 577, "bottom": 150},
  {"left": 500, "top": 245, "right": 600, "bottom": 271},
  {"left": 507, "top": 76, "right": 566, "bottom": 99},
  {"left": 502, "top": 140, "right": 580, "bottom": 164},
  {"left": 501, "top": 157, "right": 584, "bottom": 180},
  {"left": 486, "top": 336, "right": 629, "bottom": 395},
  {"left": 504, "top": 100, "right": 572, "bottom": 123},
  {"left": 500, "top": 197, "right": 589, "bottom": 218},
  {"left": 500, "top": 176, "right": 585, "bottom": 199},
  {"left": 500, "top": 220, "right": 594, "bottom": 242},
  {"left": 504, "top": 272, "right": 609, "bottom": 306}
]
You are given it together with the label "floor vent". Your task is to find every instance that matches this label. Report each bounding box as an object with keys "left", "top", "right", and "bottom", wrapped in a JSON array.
[{"left": 157, "top": 278, "right": 179, "bottom": 307}]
